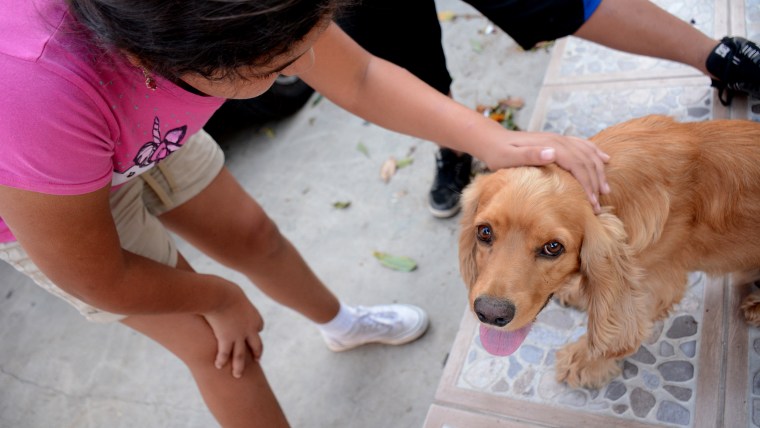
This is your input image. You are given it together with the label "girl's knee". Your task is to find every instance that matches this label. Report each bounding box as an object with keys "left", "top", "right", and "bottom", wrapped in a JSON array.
[{"left": 240, "top": 213, "right": 287, "bottom": 258}]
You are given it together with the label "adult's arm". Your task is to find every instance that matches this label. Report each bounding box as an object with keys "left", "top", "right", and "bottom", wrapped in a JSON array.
[{"left": 299, "top": 22, "right": 610, "bottom": 210}]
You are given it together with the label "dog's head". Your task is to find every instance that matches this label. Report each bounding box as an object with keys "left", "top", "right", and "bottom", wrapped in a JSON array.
[{"left": 459, "top": 166, "right": 646, "bottom": 358}]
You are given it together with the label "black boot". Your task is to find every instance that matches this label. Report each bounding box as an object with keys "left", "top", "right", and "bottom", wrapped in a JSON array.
[{"left": 428, "top": 149, "right": 473, "bottom": 218}]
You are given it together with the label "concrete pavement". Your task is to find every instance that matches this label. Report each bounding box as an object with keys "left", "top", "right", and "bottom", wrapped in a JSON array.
[{"left": 0, "top": 1, "right": 551, "bottom": 427}]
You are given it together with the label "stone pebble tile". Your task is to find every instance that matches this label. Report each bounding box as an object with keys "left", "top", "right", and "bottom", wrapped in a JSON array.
[
  {"left": 748, "top": 0, "right": 760, "bottom": 40},
  {"left": 741, "top": 4, "right": 760, "bottom": 423},
  {"left": 557, "top": 0, "right": 714, "bottom": 81},
  {"left": 539, "top": 84, "right": 713, "bottom": 138},
  {"left": 455, "top": 273, "right": 707, "bottom": 427},
  {"left": 750, "top": 328, "right": 760, "bottom": 427},
  {"left": 744, "top": 0, "right": 760, "bottom": 428}
]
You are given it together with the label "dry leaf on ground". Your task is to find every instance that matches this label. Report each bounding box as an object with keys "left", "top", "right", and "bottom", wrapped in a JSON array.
[
  {"left": 380, "top": 157, "right": 397, "bottom": 182},
  {"left": 438, "top": 10, "right": 456, "bottom": 22},
  {"left": 477, "top": 97, "right": 525, "bottom": 131},
  {"left": 499, "top": 96, "right": 525, "bottom": 109}
]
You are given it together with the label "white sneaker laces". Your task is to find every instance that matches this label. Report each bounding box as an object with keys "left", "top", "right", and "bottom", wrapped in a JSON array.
[{"left": 354, "top": 307, "right": 399, "bottom": 333}]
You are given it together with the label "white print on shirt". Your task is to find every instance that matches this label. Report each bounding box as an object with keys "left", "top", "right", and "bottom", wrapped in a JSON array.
[{"left": 112, "top": 116, "right": 188, "bottom": 186}]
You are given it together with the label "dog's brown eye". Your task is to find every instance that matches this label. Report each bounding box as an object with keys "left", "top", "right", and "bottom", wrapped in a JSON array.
[
  {"left": 476, "top": 225, "right": 493, "bottom": 243},
  {"left": 541, "top": 241, "right": 564, "bottom": 257}
]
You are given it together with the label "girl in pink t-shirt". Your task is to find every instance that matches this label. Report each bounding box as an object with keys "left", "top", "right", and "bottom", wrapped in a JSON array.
[{"left": 0, "top": 0, "right": 609, "bottom": 425}]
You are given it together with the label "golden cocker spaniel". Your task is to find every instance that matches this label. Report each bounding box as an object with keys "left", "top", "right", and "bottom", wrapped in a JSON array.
[{"left": 459, "top": 114, "right": 760, "bottom": 388}]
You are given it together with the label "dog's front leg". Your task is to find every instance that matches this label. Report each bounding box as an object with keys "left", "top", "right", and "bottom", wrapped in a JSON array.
[
  {"left": 555, "top": 336, "right": 622, "bottom": 389},
  {"left": 741, "top": 289, "right": 760, "bottom": 326}
]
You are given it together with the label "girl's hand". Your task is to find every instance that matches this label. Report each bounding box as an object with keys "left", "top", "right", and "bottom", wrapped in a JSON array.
[
  {"left": 489, "top": 132, "right": 611, "bottom": 213},
  {"left": 301, "top": 23, "right": 610, "bottom": 212},
  {"left": 203, "top": 284, "right": 264, "bottom": 379}
]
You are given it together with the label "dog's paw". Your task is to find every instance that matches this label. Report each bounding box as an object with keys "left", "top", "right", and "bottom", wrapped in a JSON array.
[
  {"left": 741, "top": 290, "right": 760, "bottom": 327},
  {"left": 555, "top": 339, "right": 621, "bottom": 389}
]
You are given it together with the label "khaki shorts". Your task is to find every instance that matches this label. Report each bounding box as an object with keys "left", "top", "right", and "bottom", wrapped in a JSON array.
[{"left": 0, "top": 130, "right": 225, "bottom": 323}]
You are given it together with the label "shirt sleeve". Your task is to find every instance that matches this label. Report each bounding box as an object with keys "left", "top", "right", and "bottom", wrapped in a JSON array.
[{"left": 0, "top": 57, "right": 116, "bottom": 195}]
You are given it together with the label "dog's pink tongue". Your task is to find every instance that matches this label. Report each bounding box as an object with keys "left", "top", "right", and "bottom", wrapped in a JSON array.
[{"left": 479, "top": 323, "right": 532, "bottom": 356}]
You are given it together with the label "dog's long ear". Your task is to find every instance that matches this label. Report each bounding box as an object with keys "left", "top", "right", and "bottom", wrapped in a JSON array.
[
  {"left": 580, "top": 210, "right": 650, "bottom": 359},
  {"left": 458, "top": 180, "right": 482, "bottom": 288}
]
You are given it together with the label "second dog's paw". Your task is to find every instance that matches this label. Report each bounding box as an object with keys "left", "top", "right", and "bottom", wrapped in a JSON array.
[{"left": 741, "top": 291, "right": 760, "bottom": 327}]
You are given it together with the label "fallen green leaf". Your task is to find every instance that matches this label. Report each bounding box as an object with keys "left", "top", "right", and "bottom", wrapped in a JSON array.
[
  {"left": 357, "top": 142, "right": 370, "bottom": 158},
  {"left": 395, "top": 157, "right": 414, "bottom": 169},
  {"left": 470, "top": 39, "right": 483, "bottom": 53},
  {"left": 373, "top": 251, "right": 417, "bottom": 272},
  {"left": 333, "top": 201, "right": 351, "bottom": 209}
]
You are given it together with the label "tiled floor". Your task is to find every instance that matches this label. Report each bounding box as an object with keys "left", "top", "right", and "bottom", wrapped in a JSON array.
[{"left": 425, "top": 0, "right": 760, "bottom": 427}]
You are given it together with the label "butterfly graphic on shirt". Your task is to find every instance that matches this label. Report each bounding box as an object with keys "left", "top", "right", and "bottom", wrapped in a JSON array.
[
  {"left": 134, "top": 116, "right": 187, "bottom": 167},
  {"left": 111, "top": 116, "right": 189, "bottom": 187}
]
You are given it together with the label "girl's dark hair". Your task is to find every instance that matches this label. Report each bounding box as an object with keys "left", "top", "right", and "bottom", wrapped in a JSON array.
[{"left": 66, "top": 0, "right": 347, "bottom": 81}]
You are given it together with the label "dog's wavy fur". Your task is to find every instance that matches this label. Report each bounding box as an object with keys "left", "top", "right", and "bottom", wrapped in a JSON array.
[{"left": 459, "top": 114, "right": 760, "bottom": 388}]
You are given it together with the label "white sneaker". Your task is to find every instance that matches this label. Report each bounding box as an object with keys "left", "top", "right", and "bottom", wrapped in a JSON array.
[{"left": 322, "top": 304, "right": 429, "bottom": 352}]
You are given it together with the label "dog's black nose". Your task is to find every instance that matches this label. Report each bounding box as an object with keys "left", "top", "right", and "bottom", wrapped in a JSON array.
[{"left": 474, "top": 296, "right": 515, "bottom": 327}]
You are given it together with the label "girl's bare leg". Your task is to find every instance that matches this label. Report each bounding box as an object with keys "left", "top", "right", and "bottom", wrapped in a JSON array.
[
  {"left": 120, "top": 256, "right": 289, "bottom": 428},
  {"left": 158, "top": 167, "right": 340, "bottom": 324}
]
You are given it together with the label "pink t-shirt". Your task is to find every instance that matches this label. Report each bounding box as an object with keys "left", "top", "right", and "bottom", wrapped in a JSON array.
[{"left": 0, "top": 0, "right": 226, "bottom": 242}]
